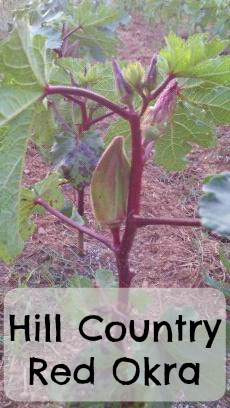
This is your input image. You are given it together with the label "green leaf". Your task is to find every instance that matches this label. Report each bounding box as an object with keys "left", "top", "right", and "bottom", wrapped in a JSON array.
[
  {"left": 89, "top": 63, "right": 118, "bottom": 102},
  {"left": 155, "top": 101, "right": 216, "bottom": 171},
  {"left": 50, "top": 132, "right": 76, "bottom": 165},
  {"left": 203, "top": 275, "right": 230, "bottom": 298},
  {"left": 182, "top": 82, "right": 230, "bottom": 124},
  {"left": 160, "top": 32, "right": 228, "bottom": 76},
  {"left": 0, "top": 21, "right": 49, "bottom": 87},
  {"left": 0, "top": 22, "right": 50, "bottom": 262},
  {"left": 57, "top": 58, "right": 87, "bottom": 83},
  {"left": 188, "top": 56, "right": 230, "bottom": 85},
  {"left": 31, "top": 101, "right": 57, "bottom": 148},
  {"left": 68, "top": 275, "right": 91, "bottom": 288},
  {"left": 58, "top": 58, "right": 119, "bottom": 102},
  {"left": 51, "top": 130, "right": 104, "bottom": 189},
  {"left": 19, "top": 188, "right": 37, "bottom": 241},
  {"left": 106, "top": 117, "right": 130, "bottom": 150},
  {"left": 95, "top": 269, "right": 117, "bottom": 288},
  {"left": 219, "top": 249, "right": 230, "bottom": 273},
  {"left": 74, "top": 0, "right": 123, "bottom": 29},
  {"left": 79, "top": 26, "right": 118, "bottom": 57},
  {"left": 0, "top": 94, "right": 40, "bottom": 262},
  {"left": 199, "top": 172, "right": 230, "bottom": 237},
  {"left": 32, "top": 173, "right": 65, "bottom": 211}
]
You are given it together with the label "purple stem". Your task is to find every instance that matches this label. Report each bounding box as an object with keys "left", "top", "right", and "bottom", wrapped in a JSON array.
[
  {"left": 44, "top": 85, "right": 131, "bottom": 120},
  {"left": 133, "top": 215, "right": 202, "bottom": 228},
  {"left": 34, "top": 197, "right": 113, "bottom": 250}
]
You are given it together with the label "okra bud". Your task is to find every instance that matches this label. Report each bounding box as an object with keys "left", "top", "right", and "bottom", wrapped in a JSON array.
[
  {"left": 141, "top": 79, "right": 178, "bottom": 140},
  {"left": 144, "top": 55, "right": 157, "bottom": 92},
  {"left": 112, "top": 59, "right": 134, "bottom": 107},
  {"left": 124, "top": 62, "right": 145, "bottom": 91},
  {"left": 91, "top": 136, "right": 130, "bottom": 227}
]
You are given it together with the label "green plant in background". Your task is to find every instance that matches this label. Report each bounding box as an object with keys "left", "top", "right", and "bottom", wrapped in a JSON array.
[{"left": 119, "top": 0, "right": 230, "bottom": 39}]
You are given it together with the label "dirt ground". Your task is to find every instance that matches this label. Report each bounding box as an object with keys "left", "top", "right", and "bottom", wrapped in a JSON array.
[{"left": 0, "top": 14, "right": 229, "bottom": 408}]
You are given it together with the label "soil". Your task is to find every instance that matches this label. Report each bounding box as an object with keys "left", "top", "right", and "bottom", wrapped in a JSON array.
[{"left": 0, "top": 14, "right": 229, "bottom": 408}]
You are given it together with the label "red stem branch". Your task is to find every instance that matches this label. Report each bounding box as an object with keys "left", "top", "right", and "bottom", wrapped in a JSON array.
[
  {"left": 34, "top": 197, "right": 113, "bottom": 250},
  {"left": 87, "top": 111, "right": 115, "bottom": 128},
  {"left": 62, "top": 25, "right": 81, "bottom": 42},
  {"left": 133, "top": 215, "right": 202, "bottom": 228},
  {"left": 44, "top": 85, "right": 131, "bottom": 120}
]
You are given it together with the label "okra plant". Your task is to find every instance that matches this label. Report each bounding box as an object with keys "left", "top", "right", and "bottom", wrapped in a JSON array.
[
  {"left": 1, "top": 1, "right": 230, "bottom": 289},
  {"left": 122, "top": 0, "right": 230, "bottom": 39}
]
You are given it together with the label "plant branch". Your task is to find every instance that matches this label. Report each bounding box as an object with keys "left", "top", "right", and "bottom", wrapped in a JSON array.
[
  {"left": 87, "top": 111, "right": 115, "bottom": 127},
  {"left": 133, "top": 215, "right": 202, "bottom": 228},
  {"left": 62, "top": 25, "right": 82, "bottom": 42},
  {"left": 34, "top": 197, "right": 113, "bottom": 250},
  {"left": 65, "top": 95, "right": 84, "bottom": 105},
  {"left": 44, "top": 85, "right": 131, "bottom": 120}
]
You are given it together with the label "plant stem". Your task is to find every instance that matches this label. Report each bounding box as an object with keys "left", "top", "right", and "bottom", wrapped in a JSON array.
[
  {"left": 111, "top": 227, "right": 121, "bottom": 250},
  {"left": 116, "top": 113, "right": 144, "bottom": 287},
  {"left": 87, "top": 111, "right": 115, "bottom": 128},
  {"left": 62, "top": 25, "right": 81, "bottom": 42},
  {"left": 34, "top": 197, "right": 113, "bottom": 250},
  {"left": 77, "top": 188, "right": 85, "bottom": 256},
  {"left": 44, "top": 85, "right": 131, "bottom": 120},
  {"left": 133, "top": 215, "right": 202, "bottom": 227}
]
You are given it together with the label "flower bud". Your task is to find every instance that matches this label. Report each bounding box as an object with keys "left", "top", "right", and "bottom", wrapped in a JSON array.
[
  {"left": 141, "top": 79, "right": 178, "bottom": 140},
  {"left": 124, "top": 62, "right": 145, "bottom": 90},
  {"left": 144, "top": 55, "right": 157, "bottom": 92},
  {"left": 91, "top": 136, "right": 130, "bottom": 227},
  {"left": 112, "top": 59, "right": 134, "bottom": 107}
]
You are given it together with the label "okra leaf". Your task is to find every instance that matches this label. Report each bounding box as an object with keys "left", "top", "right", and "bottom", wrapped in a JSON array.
[
  {"left": 32, "top": 173, "right": 65, "bottom": 212},
  {"left": 203, "top": 275, "right": 230, "bottom": 298},
  {"left": 154, "top": 101, "right": 216, "bottom": 171},
  {"left": 31, "top": 102, "right": 57, "bottom": 149},
  {"left": 95, "top": 269, "right": 117, "bottom": 288},
  {"left": 74, "top": 0, "right": 124, "bottom": 29},
  {"left": 0, "top": 24, "right": 49, "bottom": 262},
  {"left": 0, "top": 20, "right": 49, "bottom": 87},
  {"left": 199, "top": 172, "right": 230, "bottom": 237},
  {"left": 188, "top": 56, "right": 230, "bottom": 85},
  {"left": 58, "top": 58, "right": 119, "bottom": 102},
  {"left": 182, "top": 83, "right": 230, "bottom": 124},
  {"left": 68, "top": 275, "right": 91, "bottom": 288},
  {"left": 19, "top": 189, "right": 37, "bottom": 241},
  {"left": 51, "top": 131, "right": 104, "bottom": 189},
  {"left": 160, "top": 32, "right": 229, "bottom": 78}
]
